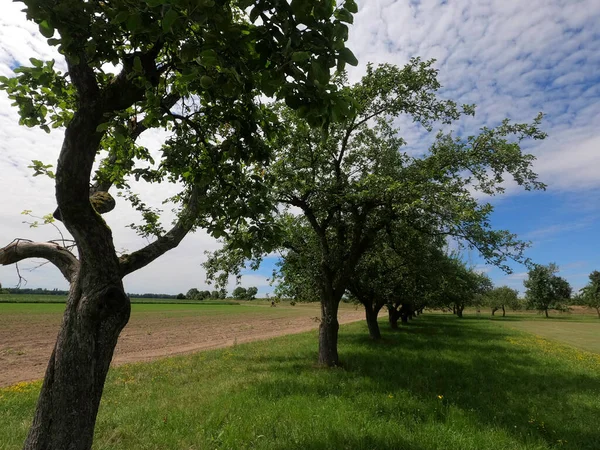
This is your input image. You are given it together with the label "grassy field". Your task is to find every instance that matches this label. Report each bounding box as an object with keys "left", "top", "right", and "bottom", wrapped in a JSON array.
[
  {"left": 498, "top": 320, "right": 600, "bottom": 354},
  {"left": 0, "top": 293, "right": 240, "bottom": 305},
  {"left": 1, "top": 315, "right": 599, "bottom": 450}
]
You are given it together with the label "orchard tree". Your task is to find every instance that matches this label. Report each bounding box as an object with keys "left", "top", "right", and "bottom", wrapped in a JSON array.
[
  {"left": 524, "top": 264, "right": 572, "bottom": 317},
  {"left": 579, "top": 270, "right": 600, "bottom": 318},
  {"left": 207, "top": 60, "right": 547, "bottom": 367},
  {"left": 0, "top": 0, "right": 358, "bottom": 448},
  {"left": 433, "top": 257, "right": 493, "bottom": 318},
  {"left": 485, "top": 285, "right": 519, "bottom": 317}
]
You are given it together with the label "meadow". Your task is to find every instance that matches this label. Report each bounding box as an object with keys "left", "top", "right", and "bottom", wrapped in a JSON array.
[{"left": 1, "top": 313, "right": 598, "bottom": 450}]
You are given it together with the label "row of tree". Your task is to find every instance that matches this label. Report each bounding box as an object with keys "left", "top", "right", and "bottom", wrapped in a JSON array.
[{"left": 0, "top": 1, "right": 593, "bottom": 449}]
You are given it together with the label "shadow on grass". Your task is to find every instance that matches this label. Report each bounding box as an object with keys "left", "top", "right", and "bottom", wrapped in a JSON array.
[{"left": 242, "top": 315, "right": 600, "bottom": 450}]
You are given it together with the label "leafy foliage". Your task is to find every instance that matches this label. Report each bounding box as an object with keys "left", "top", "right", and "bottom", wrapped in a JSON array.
[
  {"left": 524, "top": 264, "right": 572, "bottom": 317},
  {"left": 579, "top": 270, "right": 600, "bottom": 317}
]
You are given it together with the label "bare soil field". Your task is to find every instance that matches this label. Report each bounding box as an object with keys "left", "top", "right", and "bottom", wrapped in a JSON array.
[{"left": 0, "top": 302, "right": 365, "bottom": 387}]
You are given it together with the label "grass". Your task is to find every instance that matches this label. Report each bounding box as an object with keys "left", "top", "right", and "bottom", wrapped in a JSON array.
[
  {"left": 499, "top": 320, "right": 600, "bottom": 355},
  {"left": 0, "top": 293, "right": 240, "bottom": 305},
  {"left": 1, "top": 315, "right": 599, "bottom": 450}
]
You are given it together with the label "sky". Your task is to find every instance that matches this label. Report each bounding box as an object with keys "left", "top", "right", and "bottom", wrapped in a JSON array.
[{"left": 0, "top": 0, "right": 599, "bottom": 296}]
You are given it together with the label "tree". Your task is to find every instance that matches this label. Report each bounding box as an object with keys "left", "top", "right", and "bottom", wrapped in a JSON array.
[
  {"left": 207, "top": 61, "right": 546, "bottom": 367},
  {"left": 186, "top": 288, "right": 200, "bottom": 300},
  {"left": 246, "top": 286, "right": 258, "bottom": 300},
  {"left": 0, "top": 1, "right": 357, "bottom": 447},
  {"left": 485, "top": 286, "right": 519, "bottom": 317},
  {"left": 433, "top": 258, "right": 493, "bottom": 318},
  {"left": 176, "top": 293, "right": 186, "bottom": 300},
  {"left": 580, "top": 270, "right": 600, "bottom": 318},
  {"left": 524, "top": 264, "right": 572, "bottom": 317},
  {"left": 232, "top": 286, "right": 247, "bottom": 300}
]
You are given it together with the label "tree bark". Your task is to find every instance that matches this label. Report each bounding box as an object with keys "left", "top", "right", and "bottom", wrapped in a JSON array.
[
  {"left": 456, "top": 304, "right": 464, "bottom": 318},
  {"left": 388, "top": 305, "right": 400, "bottom": 329},
  {"left": 318, "top": 294, "right": 340, "bottom": 366},
  {"left": 365, "top": 304, "right": 382, "bottom": 340},
  {"left": 24, "top": 285, "right": 130, "bottom": 450},
  {"left": 545, "top": 308, "right": 549, "bottom": 318},
  {"left": 502, "top": 305, "right": 506, "bottom": 317},
  {"left": 491, "top": 307, "right": 497, "bottom": 316}
]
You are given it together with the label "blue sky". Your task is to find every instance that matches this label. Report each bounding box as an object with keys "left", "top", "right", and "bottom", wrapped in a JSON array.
[{"left": 1, "top": 0, "right": 599, "bottom": 296}]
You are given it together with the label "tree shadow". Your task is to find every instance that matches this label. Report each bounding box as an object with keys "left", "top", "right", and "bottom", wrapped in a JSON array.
[{"left": 241, "top": 315, "right": 600, "bottom": 449}]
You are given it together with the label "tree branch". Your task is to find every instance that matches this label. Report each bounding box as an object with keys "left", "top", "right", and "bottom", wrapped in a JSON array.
[
  {"left": 0, "top": 239, "right": 79, "bottom": 282},
  {"left": 119, "top": 187, "right": 201, "bottom": 276}
]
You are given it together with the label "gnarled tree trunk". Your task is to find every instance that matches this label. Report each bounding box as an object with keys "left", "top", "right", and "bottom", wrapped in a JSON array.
[
  {"left": 365, "top": 303, "right": 383, "bottom": 340},
  {"left": 25, "top": 284, "right": 130, "bottom": 449},
  {"left": 388, "top": 304, "right": 400, "bottom": 329},
  {"left": 319, "top": 293, "right": 341, "bottom": 366}
]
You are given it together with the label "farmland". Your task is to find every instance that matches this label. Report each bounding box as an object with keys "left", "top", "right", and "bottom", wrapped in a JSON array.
[
  {"left": 0, "top": 301, "right": 364, "bottom": 388},
  {"left": 1, "top": 314, "right": 599, "bottom": 450}
]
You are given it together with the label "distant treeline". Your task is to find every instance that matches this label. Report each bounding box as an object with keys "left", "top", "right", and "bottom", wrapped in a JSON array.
[{"left": 1, "top": 288, "right": 178, "bottom": 299}]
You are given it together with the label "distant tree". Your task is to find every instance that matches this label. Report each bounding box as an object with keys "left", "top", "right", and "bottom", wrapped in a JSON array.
[
  {"left": 210, "top": 290, "right": 220, "bottom": 300},
  {"left": 524, "top": 264, "right": 572, "bottom": 317},
  {"left": 218, "top": 288, "right": 227, "bottom": 299},
  {"left": 186, "top": 288, "right": 200, "bottom": 300},
  {"left": 232, "top": 286, "right": 247, "bottom": 300},
  {"left": 485, "top": 286, "right": 519, "bottom": 317},
  {"left": 580, "top": 270, "right": 600, "bottom": 318},
  {"left": 246, "top": 286, "right": 258, "bottom": 300},
  {"left": 176, "top": 293, "right": 186, "bottom": 300}
]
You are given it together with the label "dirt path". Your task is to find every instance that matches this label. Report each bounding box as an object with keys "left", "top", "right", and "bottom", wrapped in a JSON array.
[{"left": 0, "top": 304, "right": 365, "bottom": 387}]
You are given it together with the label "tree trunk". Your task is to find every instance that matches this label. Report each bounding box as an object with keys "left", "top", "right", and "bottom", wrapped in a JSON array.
[
  {"left": 388, "top": 306, "right": 399, "bottom": 329},
  {"left": 491, "top": 308, "right": 496, "bottom": 316},
  {"left": 24, "top": 283, "right": 130, "bottom": 450},
  {"left": 456, "top": 304, "right": 464, "bottom": 318},
  {"left": 318, "top": 290, "right": 341, "bottom": 366},
  {"left": 365, "top": 305, "right": 382, "bottom": 340},
  {"left": 545, "top": 308, "right": 549, "bottom": 318},
  {"left": 452, "top": 305, "right": 456, "bottom": 315},
  {"left": 502, "top": 305, "right": 506, "bottom": 317},
  {"left": 596, "top": 307, "right": 600, "bottom": 319}
]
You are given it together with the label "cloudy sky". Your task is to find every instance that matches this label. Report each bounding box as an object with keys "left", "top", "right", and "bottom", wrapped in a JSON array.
[{"left": 1, "top": 0, "right": 599, "bottom": 296}]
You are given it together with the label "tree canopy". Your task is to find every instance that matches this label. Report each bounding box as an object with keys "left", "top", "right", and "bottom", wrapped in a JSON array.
[
  {"left": 205, "top": 59, "right": 547, "bottom": 366},
  {"left": 524, "top": 263, "right": 572, "bottom": 318},
  {"left": 0, "top": 1, "right": 359, "bottom": 448}
]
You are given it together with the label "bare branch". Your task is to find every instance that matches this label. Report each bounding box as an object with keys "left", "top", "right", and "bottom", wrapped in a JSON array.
[
  {"left": 119, "top": 187, "right": 201, "bottom": 276},
  {"left": 0, "top": 239, "right": 79, "bottom": 282}
]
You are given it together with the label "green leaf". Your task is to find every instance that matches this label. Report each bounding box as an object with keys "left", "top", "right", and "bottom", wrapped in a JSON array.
[
  {"left": 334, "top": 8, "right": 354, "bottom": 24},
  {"left": 345, "top": 0, "right": 359, "bottom": 14},
  {"left": 200, "top": 75, "right": 214, "bottom": 89},
  {"left": 38, "top": 20, "right": 54, "bottom": 38},
  {"left": 113, "top": 11, "right": 129, "bottom": 24},
  {"left": 127, "top": 14, "right": 143, "bottom": 32},
  {"left": 162, "top": 8, "right": 179, "bottom": 32},
  {"left": 291, "top": 52, "right": 311, "bottom": 63},
  {"left": 339, "top": 48, "right": 358, "bottom": 66},
  {"left": 96, "top": 122, "right": 111, "bottom": 132},
  {"left": 29, "top": 58, "right": 44, "bottom": 68},
  {"left": 133, "top": 56, "right": 143, "bottom": 73}
]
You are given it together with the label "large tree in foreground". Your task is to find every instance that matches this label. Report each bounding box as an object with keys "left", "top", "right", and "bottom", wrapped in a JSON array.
[
  {"left": 0, "top": 0, "right": 357, "bottom": 448},
  {"left": 524, "top": 263, "right": 572, "bottom": 318}
]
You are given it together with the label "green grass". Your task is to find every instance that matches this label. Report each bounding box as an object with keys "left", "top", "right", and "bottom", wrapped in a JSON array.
[
  {"left": 1, "top": 315, "right": 599, "bottom": 450},
  {"left": 0, "top": 294, "right": 240, "bottom": 305},
  {"left": 499, "top": 320, "right": 600, "bottom": 355}
]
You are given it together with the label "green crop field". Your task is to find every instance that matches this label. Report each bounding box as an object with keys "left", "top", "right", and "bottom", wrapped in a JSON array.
[{"left": 1, "top": 314, "right": 599, "bottom": 450}]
